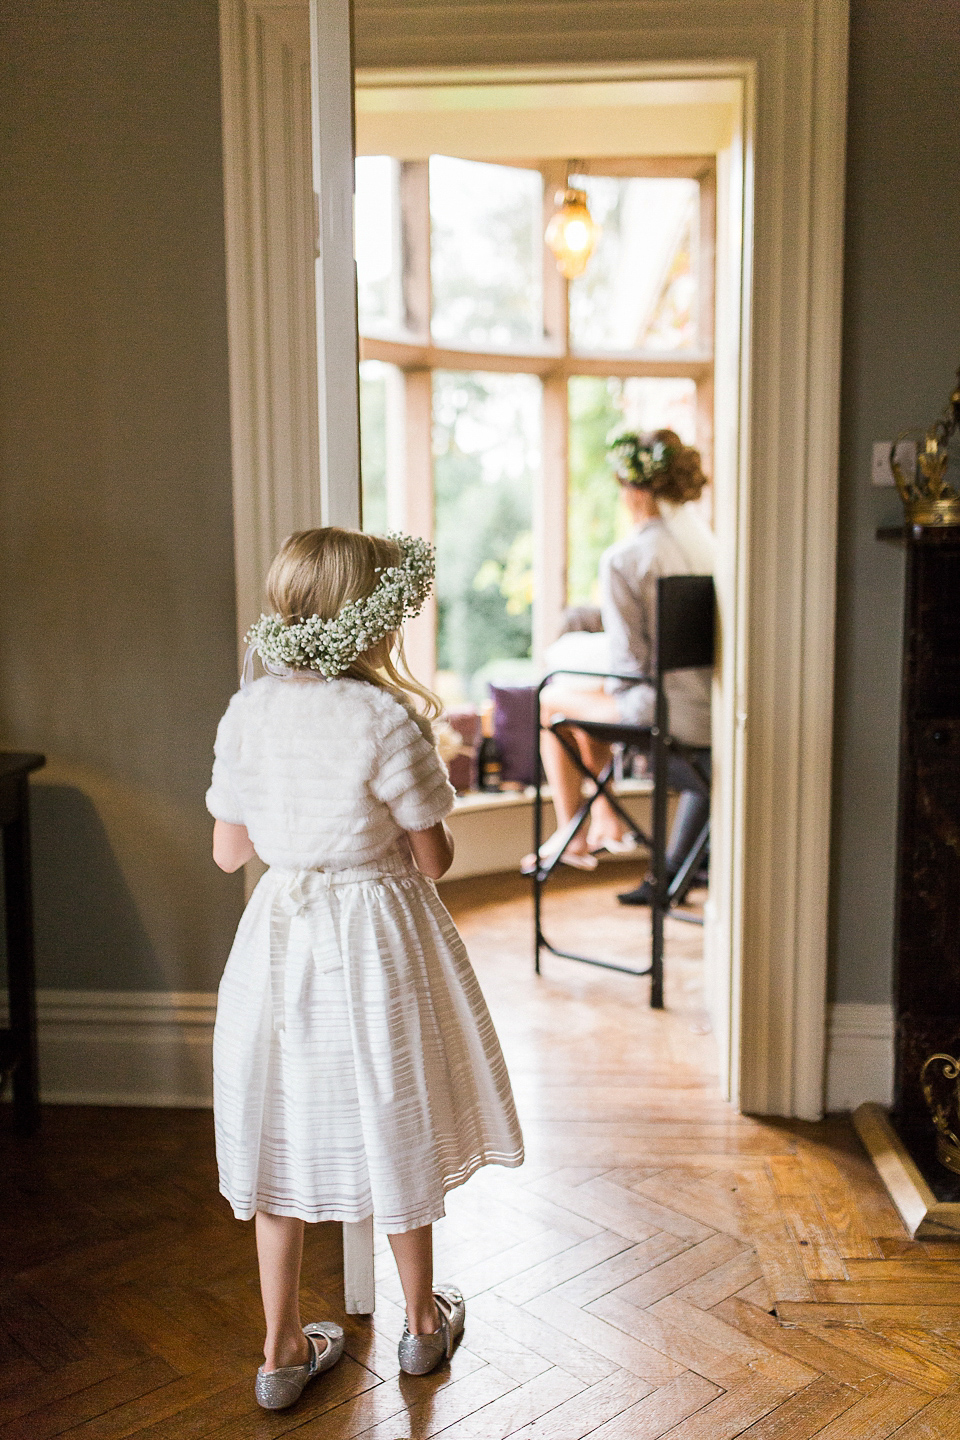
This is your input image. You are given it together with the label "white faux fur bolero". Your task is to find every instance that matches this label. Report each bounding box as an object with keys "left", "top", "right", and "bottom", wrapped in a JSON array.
[{"left": 206, "top": 675, "right": 455, "bottom": 871}]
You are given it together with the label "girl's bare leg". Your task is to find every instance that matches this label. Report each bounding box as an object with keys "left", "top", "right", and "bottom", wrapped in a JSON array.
[
  {"left": 256, "top": 1211, "right": 314, "bottom": 1370},
  {"left": 389, "top": 1225, "right": 438, "bottom": 1335}
]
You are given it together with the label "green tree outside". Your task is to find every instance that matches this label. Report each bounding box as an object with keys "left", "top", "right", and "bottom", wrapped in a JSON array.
[{"left": 567, "top": 376, "right": 629, "bottom": 605}]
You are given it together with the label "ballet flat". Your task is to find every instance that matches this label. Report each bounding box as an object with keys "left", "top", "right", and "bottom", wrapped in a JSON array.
[
  {"left": 398, "top": 1285, "right": 465, "bottom": 1375},
  {"left": 255, "top": 1321, "right": 344, "bottom": 1410}
]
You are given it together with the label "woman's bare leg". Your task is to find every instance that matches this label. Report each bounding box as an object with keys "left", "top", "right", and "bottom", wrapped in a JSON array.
[
  {"left": 573, "top": 731, "right": 627, "bottom": 845},
  {"left": 256, "top": 1212, "right": 313, "bottom": 1370},
  {"left": 389, "top": 1225, "right": 438, "bottom": 1335},
  {"left": 537, "top": 687, "right": 625, "bottom": 852},
  {"left": 540, "top": 725, "right": 593, "bottom": 855}
]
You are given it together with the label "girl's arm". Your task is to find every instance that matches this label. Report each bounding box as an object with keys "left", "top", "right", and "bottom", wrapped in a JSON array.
[
  {"left": 213, "top": 819, "right": 256, "bottom": 872},
  {"left": 405, "top": 821, "right": 455, "bottom": 880}
]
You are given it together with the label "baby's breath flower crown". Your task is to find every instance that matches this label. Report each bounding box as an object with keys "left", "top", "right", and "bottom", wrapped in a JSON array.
[
  {"left": 606, "top": 430, "right": 676, "bottom": 487},
  {"left": 246, "top": 533, "right": 435, "bottom": 679}
]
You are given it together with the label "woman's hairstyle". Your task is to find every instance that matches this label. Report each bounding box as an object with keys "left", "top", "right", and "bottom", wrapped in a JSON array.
[
  {"left": 607, "top": 428, "right": 708, "bottom": 504},
  {"left": 264, "top": 527, "right": 441, "bottom": 718}
]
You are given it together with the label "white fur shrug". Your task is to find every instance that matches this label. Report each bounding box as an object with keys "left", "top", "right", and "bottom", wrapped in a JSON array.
[{"left": 206, "top": 676, "right": 455, "bottom": 871}]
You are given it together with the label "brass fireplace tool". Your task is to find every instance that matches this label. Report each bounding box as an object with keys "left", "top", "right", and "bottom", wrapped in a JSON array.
[
  {"left": 890, "top": 364, "right": 960, "bottom": 526},
  {"left": 922, "top": 1055, "right": 960, "bottom": 1175}
]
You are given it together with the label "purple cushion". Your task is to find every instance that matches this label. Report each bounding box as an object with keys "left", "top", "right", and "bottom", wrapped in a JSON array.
[{"left": 489, "top": 685, "right": 539, "bottom": 787}]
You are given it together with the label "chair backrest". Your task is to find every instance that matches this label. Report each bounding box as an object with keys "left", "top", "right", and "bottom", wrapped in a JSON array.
[{"left": 656, "top": 575, "right": 715, "bottom": 673}]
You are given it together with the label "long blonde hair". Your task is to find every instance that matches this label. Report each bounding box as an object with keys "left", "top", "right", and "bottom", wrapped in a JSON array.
[{"left": 265, "top": 527, "right": 441, "bottom": 718}]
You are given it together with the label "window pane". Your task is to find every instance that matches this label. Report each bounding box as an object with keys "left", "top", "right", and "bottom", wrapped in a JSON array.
[
  {"left": 568, "top": 177, "right": 699, "bottom": 354},
  {"left": 433, "top": 371, "right": 541, "bottom": 705},
  {"left": 359, "top": 359, "right": 392, "bottom": 534},
  {"left": 355, "top": 156, "right": 402, "bottom": 335},
  {"left": 430, "top": 157, "right": 543, "bottom": 350},
  {"left": 567, "top": 376, "right": 698, "bottom": 605}
]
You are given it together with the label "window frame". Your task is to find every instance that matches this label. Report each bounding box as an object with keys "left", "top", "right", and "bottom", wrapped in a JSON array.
[{"left": 357, "top": 152, "right": 717, "bottom": 687}]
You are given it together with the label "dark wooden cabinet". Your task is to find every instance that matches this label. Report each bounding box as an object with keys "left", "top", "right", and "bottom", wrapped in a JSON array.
[
  {"left": 894, "top": 527, "right": 960, "bottom": 1135},
  {"left": 1, "top": 752, "right": 45, "bottom": 1136}
]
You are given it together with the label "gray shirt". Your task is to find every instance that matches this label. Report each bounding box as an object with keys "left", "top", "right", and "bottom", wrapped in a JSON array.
[{"left": 598, "top": 518, "right": 712, "bottom": 748}]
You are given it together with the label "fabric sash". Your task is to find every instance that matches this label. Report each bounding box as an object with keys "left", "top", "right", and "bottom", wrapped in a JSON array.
[{"left": 265, "top": 854, "right": 417, "bottom": 1032}]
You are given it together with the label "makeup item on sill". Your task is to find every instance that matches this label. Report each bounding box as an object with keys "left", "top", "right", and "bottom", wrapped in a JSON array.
[{"left": 477, "top": 736, "right": 503, "bottom": 792}]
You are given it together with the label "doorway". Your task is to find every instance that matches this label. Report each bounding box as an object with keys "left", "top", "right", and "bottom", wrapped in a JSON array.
[
  {"left": 350, "top": 74, "right": 740, "bottom": 1084},
  {"left": 217, "top": 2, "right": 849, "bottom": 1121}
]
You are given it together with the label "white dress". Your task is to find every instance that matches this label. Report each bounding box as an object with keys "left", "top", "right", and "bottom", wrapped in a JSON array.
[{"left": 206, "top": 674, "right": 524, "bottom": 1231}]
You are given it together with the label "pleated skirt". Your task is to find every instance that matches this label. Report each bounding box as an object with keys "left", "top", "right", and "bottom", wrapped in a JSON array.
[{"left": 212, "top": 850, "right": 524, "bottom": 1230}]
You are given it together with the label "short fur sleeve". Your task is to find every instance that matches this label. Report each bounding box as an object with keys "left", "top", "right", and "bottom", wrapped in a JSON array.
[
  {"left": 370, "top": 704, "right": 455, "bottom": 833},
  {"left": 205, "top": 697, "right": 245, "bottom": 825}
]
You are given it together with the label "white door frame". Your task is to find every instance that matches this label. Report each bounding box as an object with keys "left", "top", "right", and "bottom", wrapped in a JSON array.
[{"left": 218, "top": 0, "right": 849, "bottom": 1122}]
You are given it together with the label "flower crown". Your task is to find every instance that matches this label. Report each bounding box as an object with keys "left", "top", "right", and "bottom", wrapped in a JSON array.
[
  {"left": 606, "top": 430, "right": 676, "bottom": 487},
  {"left": 245, "top": 532, "right": 435, "bottom": 679}
]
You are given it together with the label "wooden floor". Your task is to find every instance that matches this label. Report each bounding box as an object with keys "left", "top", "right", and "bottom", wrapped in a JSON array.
[{"left": 4, "top": 866, "right": 960, "bottom": 1438}]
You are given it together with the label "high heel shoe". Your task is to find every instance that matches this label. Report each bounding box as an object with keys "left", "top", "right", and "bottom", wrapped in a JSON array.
[
  {"left": 588, "top": 833, "right": 640, "bottom": 857},
  {"left": 398, "top": 1286, "right": 465, "bottom": 1375},
  {"left": 520, "top": 833, "right": 597, "bottom": 875},
  {"left": 255, "top": 1321, "right": 344, "bottom": 1409}
]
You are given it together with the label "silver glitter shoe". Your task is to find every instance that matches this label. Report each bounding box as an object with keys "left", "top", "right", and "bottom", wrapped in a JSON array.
[
  {"left": 397, "top": 1285, "right": 465, "bottom": 1375},
  {"left": 254, "top": 1321, "right": 344, "bottom": 1410}
]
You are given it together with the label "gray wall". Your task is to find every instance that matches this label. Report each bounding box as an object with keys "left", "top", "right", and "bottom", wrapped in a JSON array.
[
  {"left": 0, "top": 0, "right": 243, "bottom": 992},
  {"left": 2, "top": 0, "right": 955, "bottom": 1005},
  {"left": 829, "top": 0, "right": 960, "bottom": 1004}
]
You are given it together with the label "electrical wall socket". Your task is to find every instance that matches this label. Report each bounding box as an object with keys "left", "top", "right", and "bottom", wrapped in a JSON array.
[{"left": 873, "top": 439, "right": 916, "bottom": 487}]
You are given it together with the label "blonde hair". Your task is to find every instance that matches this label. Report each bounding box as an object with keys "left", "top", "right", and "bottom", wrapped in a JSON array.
[
  {"left": 619, "top": 429, "right": 708, "bottom": 504},
  {"left": 265, "top": 527, "right": 441, "bottom": 718}
]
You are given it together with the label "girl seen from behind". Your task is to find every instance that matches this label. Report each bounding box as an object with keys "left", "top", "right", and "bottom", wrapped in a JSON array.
[{"left": 206, "top": 527, "right": 523, "bottom": 1410}]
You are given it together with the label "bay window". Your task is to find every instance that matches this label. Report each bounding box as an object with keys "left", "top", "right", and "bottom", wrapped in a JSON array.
[{"left": 355, "top": 153, "right": 715, "bottom": 701}]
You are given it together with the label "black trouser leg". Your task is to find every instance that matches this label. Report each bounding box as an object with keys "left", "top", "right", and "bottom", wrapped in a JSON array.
[
  {"left": 663, "top": 750, "right": 711, "bottom": 877},
  {"left": 665, "top": 790, "right": 710, "bottom": 875},
  {"left": 618, "top": 749, "right": 710, "bottom": 907}
]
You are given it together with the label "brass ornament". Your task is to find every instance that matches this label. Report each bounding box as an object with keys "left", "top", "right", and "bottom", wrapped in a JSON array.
[
  {"left": 921, "top": 1052, "right": 960, "bottom": 1174},
  {"left": 890, "top": 365, "right": 960, "bottom": 527}
]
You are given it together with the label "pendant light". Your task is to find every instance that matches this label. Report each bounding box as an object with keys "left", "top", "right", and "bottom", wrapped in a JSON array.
[{"left": 545, "top": 177, "right": 600, "bottom": 280}]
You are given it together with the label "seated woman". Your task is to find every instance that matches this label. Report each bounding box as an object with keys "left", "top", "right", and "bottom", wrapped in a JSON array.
[{"left": 523, "top": 429, "right": 714, "bottom": 901}]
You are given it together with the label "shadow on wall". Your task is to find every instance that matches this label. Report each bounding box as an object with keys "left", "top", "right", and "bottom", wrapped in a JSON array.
[{"left": 27, "top": 784, "right": 158, "bottom": 991}]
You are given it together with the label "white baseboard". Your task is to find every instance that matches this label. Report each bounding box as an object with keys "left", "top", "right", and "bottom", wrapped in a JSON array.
[
  {"left": 825, "top": 1002, "right": 894, "bottom": 1112},
  {"left": 5, "top": 992, "right": 894, "bottom": 1114},
  {"left": 2, "top": 991, "right": 218, "bottom": 1108}
]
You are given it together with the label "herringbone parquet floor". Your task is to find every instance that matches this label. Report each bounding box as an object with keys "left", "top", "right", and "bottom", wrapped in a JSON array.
[{"left": 4, "top": 866, "right": 960, "bottom": 1438}]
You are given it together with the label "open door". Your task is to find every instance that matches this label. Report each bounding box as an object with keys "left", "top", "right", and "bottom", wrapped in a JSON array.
[
  {"left": 309, "top": 0, "right": 362, "bottom": 528},
  {"left": 308, "top": 0, "right": 373, "bottom": 1313}
]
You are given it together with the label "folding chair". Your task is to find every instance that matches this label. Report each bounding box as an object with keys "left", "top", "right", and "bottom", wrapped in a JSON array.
[{"left": 531, "top": 575, "right": 715, "bottom": 1008}]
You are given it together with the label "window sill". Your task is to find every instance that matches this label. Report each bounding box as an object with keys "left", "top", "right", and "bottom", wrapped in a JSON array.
[{"left": 451, "top": 775, "right": 653, "bottom": 816}]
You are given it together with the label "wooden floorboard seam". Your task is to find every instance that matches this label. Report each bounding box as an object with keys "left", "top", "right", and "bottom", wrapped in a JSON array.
[{"left": 4, "top": 873, "right": 960, "bottom": 1438}]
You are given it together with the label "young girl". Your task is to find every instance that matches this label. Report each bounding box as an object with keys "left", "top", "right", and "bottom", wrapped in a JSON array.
[{"left": 206, "top": 528, "right": 523, "bottom": 1410}]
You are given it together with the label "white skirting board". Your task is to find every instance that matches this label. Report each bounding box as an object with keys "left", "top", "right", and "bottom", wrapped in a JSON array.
[
  {"left": 824, "top": 1003, "right": 894, "bottom": 1112},
  {"left": 4, "top": 991, "right": 894, "bottom": 1112},
  {"left": 5, "top": 991, "right": 218, "bottom": 1108}
]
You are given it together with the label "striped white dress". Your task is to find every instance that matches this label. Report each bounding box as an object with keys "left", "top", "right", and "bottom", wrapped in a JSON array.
[{"left": 206, "top": 675, "right": 523, "bottom": 1230}]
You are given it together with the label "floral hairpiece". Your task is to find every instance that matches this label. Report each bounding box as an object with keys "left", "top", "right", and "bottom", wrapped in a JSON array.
[
  {"left": 245, "top": 532, "right": 435, "bottom": 679},
  {"left": 606, "top": 430, "right": 676, "bottom": 487}
]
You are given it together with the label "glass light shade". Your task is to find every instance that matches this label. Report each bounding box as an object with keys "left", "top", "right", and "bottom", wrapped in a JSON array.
[{"left": 545, "top": 187, "right": 601, "bottom": 280}]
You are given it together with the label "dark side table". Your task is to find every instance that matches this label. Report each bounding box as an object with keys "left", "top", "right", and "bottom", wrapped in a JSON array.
[{"left": 1, "top": 752, "right": 45, "bottom": 1135}]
